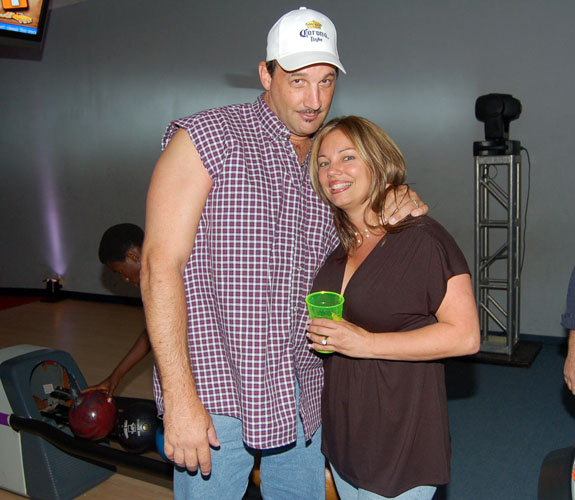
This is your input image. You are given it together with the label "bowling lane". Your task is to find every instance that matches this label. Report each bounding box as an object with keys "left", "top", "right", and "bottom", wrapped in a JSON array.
[
  {"left": 0, "top": 299, "right": 172, "bottom": 499},
  {"left": 0, "top": 299, "right": 153, "bottom": 399},
  {"left": 0, "top": 474, "right": 171, "bottom": 500}
]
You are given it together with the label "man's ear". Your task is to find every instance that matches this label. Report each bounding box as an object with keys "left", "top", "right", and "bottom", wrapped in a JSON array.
[
  {"left": 258, "top": 61, "right": 272, "bottom": 91},
  {"left": 126, "top": 247, "right": 141, "bottom": 264}
]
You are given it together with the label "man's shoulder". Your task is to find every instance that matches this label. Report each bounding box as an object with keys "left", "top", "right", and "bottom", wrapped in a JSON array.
[
  {"left": 161, "top": 95, "right": 274, "bottom": 151},
  {"left": 175, "top": 99, "right": 258, "bottom": 129}
]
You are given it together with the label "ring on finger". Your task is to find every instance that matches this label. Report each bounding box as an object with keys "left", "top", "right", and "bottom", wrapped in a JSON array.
[
  {"left": 321, "top": 338, "right": 328, "bottom": 346},
  {"left": 412, "top": 199, "right": 419, "bottom": 208}
]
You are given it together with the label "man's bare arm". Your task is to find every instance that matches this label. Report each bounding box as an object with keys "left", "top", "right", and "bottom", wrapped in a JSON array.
[
  {"left": 140, "top": 128, "right": 218, "bottom": 474},
  {"left": 564, "top": 331, "right": 575, "bottom": 394}
]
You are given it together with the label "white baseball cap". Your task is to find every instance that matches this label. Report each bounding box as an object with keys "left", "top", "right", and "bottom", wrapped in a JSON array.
[{"left": 266, "top": 7, "right": 346, "bottom": 74}]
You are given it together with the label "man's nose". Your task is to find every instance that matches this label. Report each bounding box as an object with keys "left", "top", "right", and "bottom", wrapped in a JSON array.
[{"left": 303, "top": 85, "right": 321, "bottom": 111}]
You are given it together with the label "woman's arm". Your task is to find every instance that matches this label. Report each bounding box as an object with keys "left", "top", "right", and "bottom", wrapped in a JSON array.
[{"left": 307, "top": 274, "right": 480, "bottom": 360}]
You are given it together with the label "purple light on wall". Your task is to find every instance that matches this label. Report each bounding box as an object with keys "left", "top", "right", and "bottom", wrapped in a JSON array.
[{"left": 40, "top": 161, "right": 67, "bottom": 276}]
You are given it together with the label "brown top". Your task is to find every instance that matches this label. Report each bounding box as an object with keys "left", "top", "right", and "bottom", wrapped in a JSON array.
[{"left": 312, "top": 216, "right": 470, "bottom": 497}]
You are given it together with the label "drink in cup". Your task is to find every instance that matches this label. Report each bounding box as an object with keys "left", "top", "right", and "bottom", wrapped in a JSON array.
[{"left": 305, "top": 291, "right": 345, "bottom": 354}]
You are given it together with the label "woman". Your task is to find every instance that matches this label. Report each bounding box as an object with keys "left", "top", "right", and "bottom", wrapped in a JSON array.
[{"left": 307, "top": 116, "right": 480, "bottom": 500}]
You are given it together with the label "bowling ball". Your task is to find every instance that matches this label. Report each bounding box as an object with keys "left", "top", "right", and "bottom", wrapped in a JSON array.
[
  {"left": 155, "top": 424, "right": 168, "bottom": 461},
  {"left": 68, "top": 390, "right": 117, "bottom": 441},
  {"left": 116, "top": 401, "right": 159, "bottom": 453}
]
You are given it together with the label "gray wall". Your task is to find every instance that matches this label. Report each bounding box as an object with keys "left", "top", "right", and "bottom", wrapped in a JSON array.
[{"left": 1, "top": 0, "right": 573, "bottom": 337}]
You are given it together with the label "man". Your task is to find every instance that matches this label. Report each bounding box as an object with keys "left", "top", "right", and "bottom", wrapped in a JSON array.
[
  {"left": 99, "top": 223, "right": 145, "bottom": 288},
  {"left": 92, "top": 223, "right": 151, "bottom": 398},
  {"left": 141, "top": 7, "right": 428, "bottom": 499},
  {"left": 563, "top": 266, "right": 575, "bottom": 393}
]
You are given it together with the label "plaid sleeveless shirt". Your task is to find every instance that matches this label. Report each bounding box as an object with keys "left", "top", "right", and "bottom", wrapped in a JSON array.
[{"left": 153, "top": 94, "right": 338, "bottom": 448}]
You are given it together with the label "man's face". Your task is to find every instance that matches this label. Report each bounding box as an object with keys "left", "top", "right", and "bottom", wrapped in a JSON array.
[
  {"left": 259, "top": 62, "right": 337, "bottom": 139},
  {"left": 107, "top": 254, "right": 141, "bottom": 286}
]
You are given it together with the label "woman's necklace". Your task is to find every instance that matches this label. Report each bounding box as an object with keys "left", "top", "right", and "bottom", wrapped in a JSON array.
[{"left": 353, "top": 228, "right": 372, "bottom": 245}]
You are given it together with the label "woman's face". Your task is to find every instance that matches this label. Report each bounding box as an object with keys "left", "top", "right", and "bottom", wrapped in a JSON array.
[{"left": 317, "top": 129, "right": 372, "bottom": 217}]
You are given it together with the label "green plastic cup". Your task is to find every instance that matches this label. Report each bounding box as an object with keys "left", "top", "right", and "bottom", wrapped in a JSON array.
[{"left": 305, "top": 291, "right": 345, "bottom": 354}]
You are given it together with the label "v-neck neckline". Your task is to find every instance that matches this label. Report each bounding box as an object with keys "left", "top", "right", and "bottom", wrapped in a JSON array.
[{"left": 340, "top": 234, "right": 385, "bottom": 296}]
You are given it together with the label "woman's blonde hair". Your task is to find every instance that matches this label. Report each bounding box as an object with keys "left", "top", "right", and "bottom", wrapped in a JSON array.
[{"left": 309, "top": 115, "right": 411, "bottom": 253}]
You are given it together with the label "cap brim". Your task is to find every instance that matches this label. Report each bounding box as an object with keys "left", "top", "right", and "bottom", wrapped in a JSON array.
[{"left": 276, "top": 52, "right": 346, "bottom": 74}]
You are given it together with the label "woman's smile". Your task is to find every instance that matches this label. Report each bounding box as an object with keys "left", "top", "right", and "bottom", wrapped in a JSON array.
[{"left": 317, "top": 129, "right": 372, "bottom": 214}]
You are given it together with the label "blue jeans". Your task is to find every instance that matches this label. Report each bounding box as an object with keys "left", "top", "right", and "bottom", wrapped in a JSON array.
[
  {"left": 173, "top": 413, "right": 325, "bottom": 500},
  {"left": 330, "top": 464, "right": 437, "bottom": 500}
]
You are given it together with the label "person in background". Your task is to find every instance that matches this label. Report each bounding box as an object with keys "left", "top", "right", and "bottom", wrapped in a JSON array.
[
  {"left": 562, "top": 266, "right": 575, "bottom": 394},
  {"left": 307, "top": 116, "right": 480, "bottom": 500},
  {"left": 86, "top": 223, "right": 151, "bottom": 399},
  {"left": 141, "top": 7, "right": 429, "bottom": 500}
]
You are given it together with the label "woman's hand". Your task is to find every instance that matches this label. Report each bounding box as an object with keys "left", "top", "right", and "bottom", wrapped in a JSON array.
[{"left": 307, "top": 318, "right": 375, "bottom": 358}]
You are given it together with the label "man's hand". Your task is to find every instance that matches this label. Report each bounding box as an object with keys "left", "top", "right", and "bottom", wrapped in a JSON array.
[
  {"left": 163, "top": 396, "right": 220, "bottom": 475},
  {"left": 384, "top": 186, "right": 429, "bottom": 225},
  {"left": 82, "top": 375, "right": 119, "bottom": 402}
]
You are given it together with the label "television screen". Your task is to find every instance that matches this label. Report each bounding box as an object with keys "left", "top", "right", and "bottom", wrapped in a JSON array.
[{"left": 0, "top": 0, "right": 50, "bottom": 44}]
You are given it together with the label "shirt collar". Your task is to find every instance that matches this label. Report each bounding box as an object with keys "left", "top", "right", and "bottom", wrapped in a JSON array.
[{"left": 254, "top": 93, "right": 291, "bottom": 142}]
